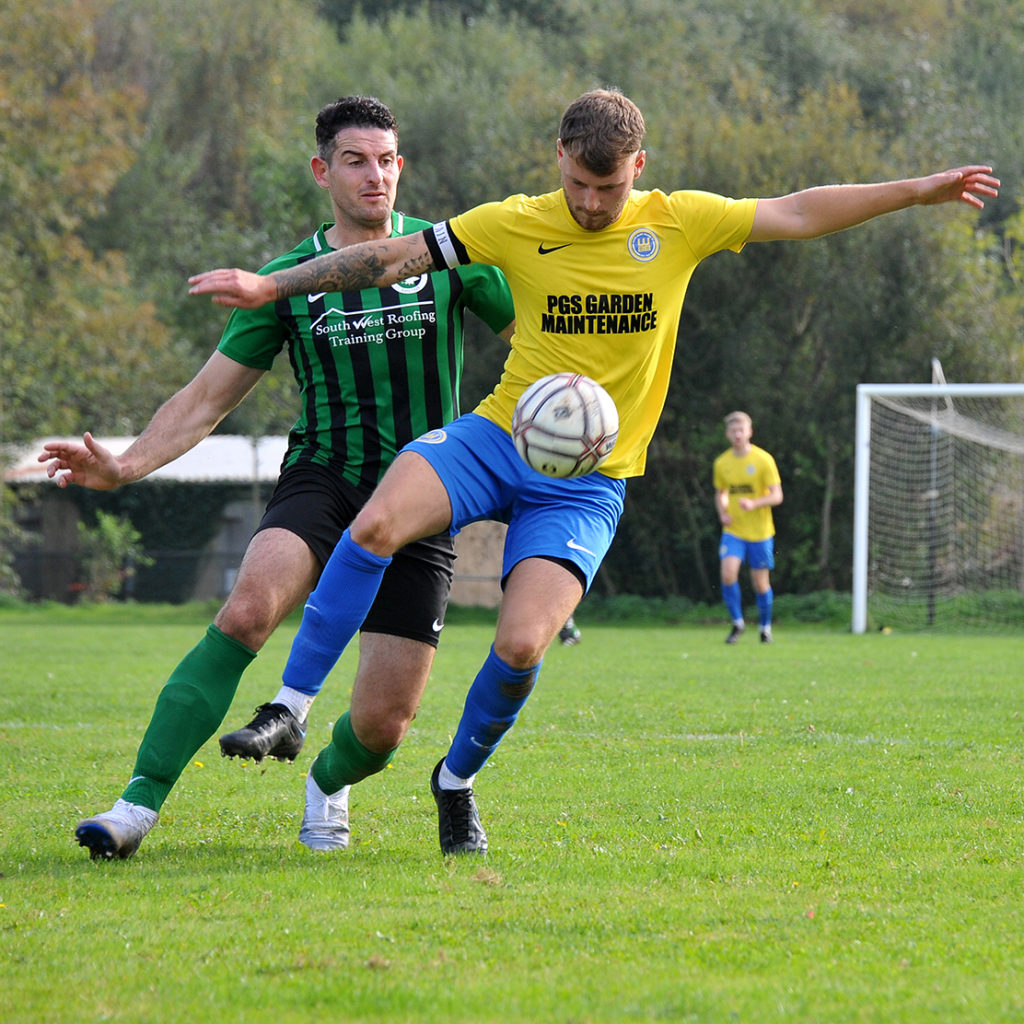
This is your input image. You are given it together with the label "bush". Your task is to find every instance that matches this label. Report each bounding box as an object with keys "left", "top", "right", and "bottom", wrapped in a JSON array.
[{"left": 75, "top": 510, "right": 154, "bottom": 602}]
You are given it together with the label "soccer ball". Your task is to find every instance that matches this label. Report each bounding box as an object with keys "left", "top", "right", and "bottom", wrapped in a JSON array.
[{"left": 511, "top": 372, "right": 618, "bottom": 478}]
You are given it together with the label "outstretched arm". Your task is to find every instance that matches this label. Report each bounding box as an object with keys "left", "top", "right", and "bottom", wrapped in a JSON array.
[
  {"left": 188, "top": 232, "right": 440, "bottom": 310},
  {"left": 748, "top": 165, "right": 999, "bottom": 242},
  {"left": 37, "top": 351, "right": 264, "bottom": 489}
]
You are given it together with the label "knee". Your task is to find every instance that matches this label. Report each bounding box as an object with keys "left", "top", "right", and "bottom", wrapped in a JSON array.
[
  {"left": 214, "top": 593, "right": 278, "bottom": 651},
  {"left": 349, "top": 504, "right": 400, "bottom": 557},
  {"left": 351, "top": 706, "right": 411, "bottom": 754},
  {"left": 493, "top": 633, "right": 546, "bottom": 671}
]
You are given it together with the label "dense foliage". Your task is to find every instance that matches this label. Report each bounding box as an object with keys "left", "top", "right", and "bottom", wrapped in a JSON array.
[{"left": 3, "top": 0, "right": 1022, "bottom": 599}]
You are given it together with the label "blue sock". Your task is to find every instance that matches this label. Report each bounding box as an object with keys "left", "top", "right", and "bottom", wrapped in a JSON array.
[
  {"left": 756, "top": 588, "right": 773, "bottom": 629},
  {"left": 282, "top": 529, "right": 391, "bottom": 696},
  {"left": 446, "top": 646, "right": 541, "bottom": 780},
  {"left": 722, "top": 581, "right": 743, "bottom": 622}
]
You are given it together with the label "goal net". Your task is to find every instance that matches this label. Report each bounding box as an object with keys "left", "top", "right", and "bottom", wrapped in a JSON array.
[{"left": 852, "top": 380, "right": 1024, "bottom": 633}]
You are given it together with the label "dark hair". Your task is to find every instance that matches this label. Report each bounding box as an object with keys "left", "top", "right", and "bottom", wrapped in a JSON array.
[
  {"left": 315, "top": 96, "right": 399, "bottom": 163},
  {"left": 558, "top": 89, "right": 646, "bottom": 176}
]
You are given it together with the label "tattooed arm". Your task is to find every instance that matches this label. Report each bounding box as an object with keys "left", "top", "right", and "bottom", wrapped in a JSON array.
[{"left": 188, "top": 232, "right": 440, "bottom": 309}]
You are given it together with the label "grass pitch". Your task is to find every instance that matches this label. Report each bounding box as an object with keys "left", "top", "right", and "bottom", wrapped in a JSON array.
[{"left": 1, "top": 603, "right": 1022, "bottom": 1023}]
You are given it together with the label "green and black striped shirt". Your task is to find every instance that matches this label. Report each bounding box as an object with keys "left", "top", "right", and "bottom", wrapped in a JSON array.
[{"left": 218, "top": 213, "right": 514, "bottom": 491}]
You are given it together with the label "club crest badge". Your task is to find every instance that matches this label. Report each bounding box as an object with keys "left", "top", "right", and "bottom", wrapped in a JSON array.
[{"left": 628, "top": 229, "right": 660, "bottom": 262}]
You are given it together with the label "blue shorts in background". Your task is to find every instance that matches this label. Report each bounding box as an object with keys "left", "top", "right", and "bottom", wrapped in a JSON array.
[{"left": 719, "top": 532, "right": 775, "bottom": 570}]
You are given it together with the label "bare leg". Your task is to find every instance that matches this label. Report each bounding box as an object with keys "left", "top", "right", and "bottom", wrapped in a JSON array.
[
  {"left": 494, "top": 557, "right": 584, "bottom": 667},
  {"left": 215, "top": 528, "right": 320, "bottom": 649},
  {"left": 349, "top": 632, "right": 437, "bottom": 752}
]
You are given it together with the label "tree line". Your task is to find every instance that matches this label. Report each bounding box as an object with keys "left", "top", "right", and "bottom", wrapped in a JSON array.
[{"left": 2, "top": 0, "right": 1022, "bottom": 601}]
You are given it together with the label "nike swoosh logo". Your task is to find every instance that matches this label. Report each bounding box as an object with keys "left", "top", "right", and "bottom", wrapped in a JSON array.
[
  {"left": 432, "top": 619, "right": 445, "bottom": 632},
  {"left": 538, "top": 243, "right": 572, "bottom": 255},
  {"left": 307, "top": 292, "right": 327, "bottom": 302},
  {"left": 566, "top": 538, "right": 596, "bottom": 556}
]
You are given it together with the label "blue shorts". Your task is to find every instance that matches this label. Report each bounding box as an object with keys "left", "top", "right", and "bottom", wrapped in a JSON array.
[
  {"left": 404, "top": 414, "right": 626, "bottom": 592},
  {"left": 719, "top": 532, "right": 775, "bottom": 570}
]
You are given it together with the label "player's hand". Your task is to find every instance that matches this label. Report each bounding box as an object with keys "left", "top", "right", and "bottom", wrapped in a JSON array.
[
  {"left": 187, "top": 268, "right": 277, "bottom": 309},
  {"left": 36, "top": 432, "right": 124, "bottom": 490},
  {"left": 919, "top": 166, "right": 1000, "bottom": 210}
]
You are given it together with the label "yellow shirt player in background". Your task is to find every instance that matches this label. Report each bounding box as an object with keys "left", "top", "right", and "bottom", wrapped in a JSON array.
[{"left": 714, "top": 411, "right": 783, "bottom": 644}]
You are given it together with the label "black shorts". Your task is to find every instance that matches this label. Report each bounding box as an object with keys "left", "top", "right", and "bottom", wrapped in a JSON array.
[{"left": 256, "top": 461, "right": 454, "bottom": 647}]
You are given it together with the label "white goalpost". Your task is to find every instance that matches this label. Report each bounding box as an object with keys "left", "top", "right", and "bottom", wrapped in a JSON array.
[{"left": 852, "top": 374, "right": 1024, "bottom": 633}]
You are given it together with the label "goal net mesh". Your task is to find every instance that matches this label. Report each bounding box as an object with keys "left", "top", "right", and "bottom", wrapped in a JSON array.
[{"left": 866, "top": 391, "right": 1024, "bottom": 630}]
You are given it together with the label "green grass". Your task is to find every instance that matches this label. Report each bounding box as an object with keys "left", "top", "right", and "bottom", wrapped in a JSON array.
[{"left": 1, "top": 606, "right": 1023, "bottom": 1022}]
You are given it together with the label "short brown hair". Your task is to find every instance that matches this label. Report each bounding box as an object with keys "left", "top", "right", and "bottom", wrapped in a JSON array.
[
  {"left": 558, "top": 89, "right": 646, "bottom": 176},
  {"left": 315, "top": 96, "right": 398, "bottom": 163}
]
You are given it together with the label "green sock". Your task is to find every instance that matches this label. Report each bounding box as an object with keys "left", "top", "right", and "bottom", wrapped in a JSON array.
[
  {"left": 312, "top": 711, "right": 396, "bottom": 793},
  {"left": 122, "top": 624, "right": 256, "bottom": 812}
]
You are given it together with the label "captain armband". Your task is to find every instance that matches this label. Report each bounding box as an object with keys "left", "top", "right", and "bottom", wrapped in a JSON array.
[{"left": 425, "top": 221, "right": 471, "bottom": 269}]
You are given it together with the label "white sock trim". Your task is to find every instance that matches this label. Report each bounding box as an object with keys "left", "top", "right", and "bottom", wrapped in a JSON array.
[
  {"left": 438, "top": 760, "right": 475, "bottom": 790},
  {"left": 112, "top": 798, "right": 158, "bottom": 827},
  {"left": 273, "top": 686, "right": 314, "bottom": 722}
]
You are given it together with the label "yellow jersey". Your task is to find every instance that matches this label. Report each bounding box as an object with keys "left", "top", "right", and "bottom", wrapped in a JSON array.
[
  {"left": 433, "top": 188, "right": 757, "bottom": 477},
  {"left": 713, "top": 444, "right": 781, "bottom": 542}
]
